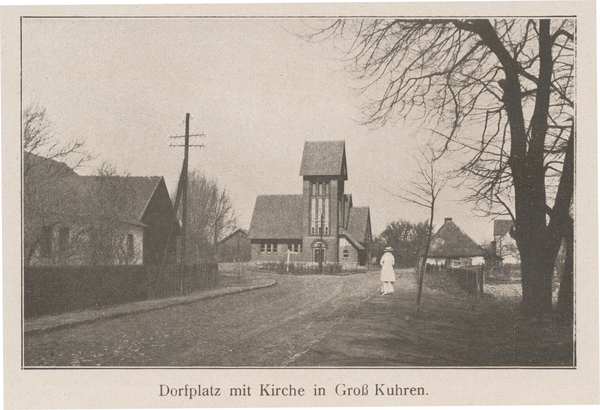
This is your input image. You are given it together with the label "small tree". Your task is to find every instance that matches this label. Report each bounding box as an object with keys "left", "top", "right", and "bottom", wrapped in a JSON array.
[
  {"left": 389, "top": 147, "right": 447, "bottom": 312},
  {"left": 86, "top": 163, "right": 142, "bottom": 265},
  {"left": 182, "top": 171, "right": 237, "bottom": 263}
]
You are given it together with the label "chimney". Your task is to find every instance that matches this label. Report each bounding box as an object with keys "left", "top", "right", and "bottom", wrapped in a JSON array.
[{"left": 444, "top": 217, "right": 452, "bottom": 223}]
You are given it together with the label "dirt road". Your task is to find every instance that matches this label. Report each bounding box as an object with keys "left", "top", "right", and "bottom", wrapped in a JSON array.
[
  {"left": 24, "top": 268, "right": 573, "bottom": 367},
  {"left": 24, "top": 271, "right": 380, "bottom": 366}
]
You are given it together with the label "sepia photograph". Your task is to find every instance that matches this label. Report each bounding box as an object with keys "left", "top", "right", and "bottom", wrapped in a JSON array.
[{"left": 3, "top": 2, "right": 598, "bottom": 408}]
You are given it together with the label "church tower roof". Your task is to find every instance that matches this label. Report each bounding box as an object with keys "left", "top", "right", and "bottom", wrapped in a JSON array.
[{"left": 299, "top": 140, "right": 347, "bottom": 180}]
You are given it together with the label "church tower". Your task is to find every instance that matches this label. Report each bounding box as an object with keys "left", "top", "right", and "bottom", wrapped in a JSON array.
[{"left": 299, "top": 140, "right": 347, "bottom": 264}]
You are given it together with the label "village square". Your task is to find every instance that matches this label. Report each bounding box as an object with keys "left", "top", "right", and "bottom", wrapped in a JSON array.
[{"left": 21, "top": 18, "right": 574, "bottom": 368}]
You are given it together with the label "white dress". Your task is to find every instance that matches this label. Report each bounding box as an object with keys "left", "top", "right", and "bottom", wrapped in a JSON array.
[{"left": 379, "top": 252, "right": 396, "bottom": 282}]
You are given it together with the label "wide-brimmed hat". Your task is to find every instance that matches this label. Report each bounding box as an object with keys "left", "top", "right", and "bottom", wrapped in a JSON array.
[{"left": 384, "top": 247, "right": 393, "bottom": 252}]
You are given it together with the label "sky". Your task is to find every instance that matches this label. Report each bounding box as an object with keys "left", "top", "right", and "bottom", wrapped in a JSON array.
[{"left": 22, "top": 17, "right": 498, "bottom": 242}]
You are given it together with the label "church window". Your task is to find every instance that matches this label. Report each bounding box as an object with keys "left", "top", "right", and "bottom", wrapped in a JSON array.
[
  {"left": 310, "top": 181, "right": 330, "bottom": 235},
  {"left": 288, "top": 243, "right": 301, "bottom": 253}
]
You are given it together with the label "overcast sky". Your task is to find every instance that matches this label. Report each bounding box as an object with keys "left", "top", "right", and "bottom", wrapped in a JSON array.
[{"left": 22, "top": 17, "right": 497, "bottom": 242}]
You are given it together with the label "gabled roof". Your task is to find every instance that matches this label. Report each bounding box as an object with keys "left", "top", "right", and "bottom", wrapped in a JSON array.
[
  {"left": 218, "top": 228, "right": 249, "bottom": 245},
  {"left": 24, "top": 151, "right": 78, "bottom": 181},
  {"left": 347, "top": 206, "right": 371, "bottom": 243},
  {"left": 32, "top": 174, "right": 164, "bottom": 227},
  {"left": 249, "top": 195, "right": 303, "bottom": 239},
  {"left": 339, "top": 227, "right": 365, "bottom": 250},
  {"left": 299, "top": 140, "right": 347, "bottom": 179},
  {"left": 494, "top": 219, "right": 514, "bottom": 237},
  {"left": 428, "top": 218, "right": 486, "bottom": 258}
]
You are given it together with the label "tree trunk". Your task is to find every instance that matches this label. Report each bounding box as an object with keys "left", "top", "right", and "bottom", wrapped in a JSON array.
[
  {"left": 518, "top": 241, "right": 555, "bottom": 317},
  {"left": 556, "top": 219, "right": 574, "bottom": 323},
  {"left": 416, "top": 201, "right": 435, "bottom": 312}
]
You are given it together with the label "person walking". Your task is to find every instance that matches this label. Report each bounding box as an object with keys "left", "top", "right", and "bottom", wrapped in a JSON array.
[{"left": 380, "top": 247, "right": 396, "bottom": 295}]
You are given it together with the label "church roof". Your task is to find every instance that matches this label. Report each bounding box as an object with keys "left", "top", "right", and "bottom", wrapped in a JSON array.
[
  {"left": 494, "top": 219, "right": 514, "bottom": 237},
  {"left": 339, "top": 227, "right": 365, "bottom": 250},
  {"left": 428, "top": 218, "right": 486, "bottom": 258},
  {"left": 299, "top": 140, "right": 347, "bottom": 179},
  {"left": 347, "top": 206, "right": 371, "bottom": 243},
  {"left": 249, "top": 195, "right": 304, "bottom": 240}
]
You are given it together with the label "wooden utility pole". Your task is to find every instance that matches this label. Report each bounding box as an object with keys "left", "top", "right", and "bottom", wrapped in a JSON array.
[
  {"left": 180, "top": 113, "right": 190, "bottom": 268},
  {"left": 169, "top": 114, "right": 204, "bottom": 272}
]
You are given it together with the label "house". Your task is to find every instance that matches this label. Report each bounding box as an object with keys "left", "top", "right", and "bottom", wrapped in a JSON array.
[
  {"left": 426, "top": 218, "right": 486, "bottom": 267},
  {"left": 24, "top": 152, "right": 179, "bottom": 266},
  {"left": 249, "top": 140, "right": 372, "bottom": 268},
  {"left": 217, "top": 228, "right": 251, "bottom": 263},
  {"left": 493, "top": 219, "right": 520, "bottom": 264}
]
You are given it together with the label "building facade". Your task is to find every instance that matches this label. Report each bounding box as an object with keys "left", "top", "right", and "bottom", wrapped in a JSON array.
[
  {"left": 493, "top": 219, "right": 520, "bottom": 264},
  {"left": 24, "top": 152, "right": 179, "bottom": 266},
  {"left": 218, "top": 228, "right": 251, "bottom": 263},
  {"left": 249, "top": 141, "right": 372, "bottom": 268},
  {"left": 426, "top": 217, "right": 487, "bottom": 267}
]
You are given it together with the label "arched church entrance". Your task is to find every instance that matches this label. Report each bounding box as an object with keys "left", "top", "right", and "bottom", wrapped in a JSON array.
[{"left": 311, "top": 240, "right": 327, "bottom": 264}]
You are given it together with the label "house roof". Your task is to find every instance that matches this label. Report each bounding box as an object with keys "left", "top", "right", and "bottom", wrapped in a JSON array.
[
  {"left": 218, "top": 228, "right": 249, "bottom": 245},
  {"left": 347, "top": 206, "right": 371, "bottom": 243},
  {"left": 24, "top": 151, "right": 78, "bottom": 181},
  {"left": 494, "top": 219, "right": 514, "bottom": 237},
  {"left": 249, "top": 195, "right": 304, "bottom": 239},
  {"left": 428, "top": 218, "right": 487, "bottom": 258},
  {"left": 34, "top": 175, "right": 164, "bottom": 227},
  {"left": 299, "top": 140, "right": 347, "bottom": 179}
]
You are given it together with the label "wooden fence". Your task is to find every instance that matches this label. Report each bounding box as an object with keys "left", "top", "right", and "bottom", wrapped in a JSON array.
[
  {"left": 449, "top": 267, "right": 485, "bottom": 296},
  {"left": 425, "top": 263, "right": 521, "bottom": 296},
  {"left": 24, "top": 263, "right": 218, "bottom": 318}
]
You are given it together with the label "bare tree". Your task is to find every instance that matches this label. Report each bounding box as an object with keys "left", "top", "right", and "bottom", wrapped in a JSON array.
[
  {"left": 23, "top": 103, "right": 88, "bottom": 178},
  {"left": 86, "top": 163, "right": 143, "bottom": 265},
  {"left": 23, "top": 103, "right": 90, "bottom": 265},
  {"left": 311, "top": 19, "right": 574, "bottom": 318},
  {"left": 388, "top": 146, "right": 447, "bottom": 312},
  {"left": 183, "top": 171, "right": 237, "bottom": 263}
]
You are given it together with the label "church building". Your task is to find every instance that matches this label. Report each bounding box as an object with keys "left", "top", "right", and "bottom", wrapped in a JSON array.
[{"left": 249, "top": 140, "right": 372, "bottom": 268}]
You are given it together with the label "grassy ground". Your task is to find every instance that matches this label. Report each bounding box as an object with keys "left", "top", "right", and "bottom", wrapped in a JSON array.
[{"left": 290, "top": 268, "right": 574, "bottom": 367}]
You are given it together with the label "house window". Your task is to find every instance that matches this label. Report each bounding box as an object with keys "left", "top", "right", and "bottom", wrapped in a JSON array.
[
  {"left": 261, "top": 243, "right": 267, "bottom": 253},
  {"left": 272, "top": 243, "right": 277, "bottom": 253},
  {"left": 58, "top": 227, "right": 69, "bottom": 253},
  {"left": 57, "top": 227, "right": 69, "bottom": 263},
  {"left": 343, "top": 249, "right": 349, "bottom": 258},
  {"left": 127, "top": 234, "right": 134, "bottom": 257},
  {"left": 40, "top": 226, "right": 52, "bottom": 257}
]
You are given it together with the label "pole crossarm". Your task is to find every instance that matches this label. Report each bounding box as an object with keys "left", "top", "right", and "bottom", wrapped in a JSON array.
[
  {"left": 169, "top": 133, "right": 205, "bottom": 139},
  {"left": 170, "top": 144, "right": 205, "bottom": 148}
]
